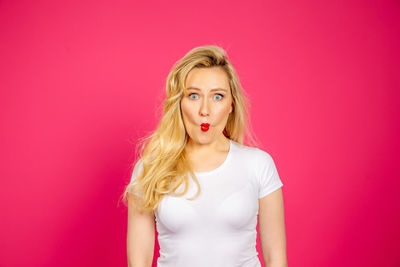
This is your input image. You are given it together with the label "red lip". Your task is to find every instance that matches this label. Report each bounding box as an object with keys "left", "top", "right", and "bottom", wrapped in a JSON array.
[{"left": 200, "top": 123, "right": 210, "bottom": 132}]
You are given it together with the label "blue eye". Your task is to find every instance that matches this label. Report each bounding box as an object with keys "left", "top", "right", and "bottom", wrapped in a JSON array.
[
  {"left": 188, "top": 93, "right": 224, "bottom": 101},
  {"left": 214, "top": 94, "right": 224, "bottom": 100},
  {"left": 189, "top": 93, "right": 198, "bottom": 99}
]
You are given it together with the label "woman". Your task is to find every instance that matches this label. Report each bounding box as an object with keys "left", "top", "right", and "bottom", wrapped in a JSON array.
[{"left": 122, "top": 45, "right": 287, "bottom": 267}]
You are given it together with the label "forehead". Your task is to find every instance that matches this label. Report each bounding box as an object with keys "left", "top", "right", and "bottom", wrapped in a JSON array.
[{"left": 184, "top": 67, "right": 230, "bottom": 92}]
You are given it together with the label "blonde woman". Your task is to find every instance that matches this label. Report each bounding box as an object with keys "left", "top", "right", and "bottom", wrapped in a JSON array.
[{"left": 122, "top": 45, "right": 287, "bottom": 267}]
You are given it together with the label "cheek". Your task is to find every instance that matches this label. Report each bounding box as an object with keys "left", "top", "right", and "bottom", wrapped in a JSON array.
[
  {"left": 215, "top": 104, "right": 231, "bottom": 121},
  {"left": 180, "top": 101, "right": 195, "bottom": 123}
]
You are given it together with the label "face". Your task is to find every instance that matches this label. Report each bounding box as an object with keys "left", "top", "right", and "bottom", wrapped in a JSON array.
[{"left": 180, "top": 66, "right": 233, "bottom": 145}]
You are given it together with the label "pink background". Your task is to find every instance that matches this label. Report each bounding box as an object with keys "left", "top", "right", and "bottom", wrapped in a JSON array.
[{"left": 1, "top": 0, "right": 399, "bottom": 266}]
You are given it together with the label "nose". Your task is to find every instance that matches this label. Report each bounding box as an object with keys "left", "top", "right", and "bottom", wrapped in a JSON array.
[{"left": 199, "top": 98, "right": 210, "bottom": 117}]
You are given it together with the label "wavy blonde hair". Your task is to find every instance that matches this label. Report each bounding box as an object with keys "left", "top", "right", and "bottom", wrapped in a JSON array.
[{"left": 121, "top": 45, "right": 259, "bottom": 213}]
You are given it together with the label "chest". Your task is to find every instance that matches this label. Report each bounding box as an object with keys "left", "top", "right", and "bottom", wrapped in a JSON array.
[
  {"left": 186, "top": 150, "right": 229, "bottom": 173},
  {"left": 155, "top": 170, "right": 259, "bottom": 236}
]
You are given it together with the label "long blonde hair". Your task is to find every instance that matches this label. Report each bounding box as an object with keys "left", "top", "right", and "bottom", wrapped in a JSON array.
[{"left": 121, "top": 45, "right": 259, "bottom": 212}]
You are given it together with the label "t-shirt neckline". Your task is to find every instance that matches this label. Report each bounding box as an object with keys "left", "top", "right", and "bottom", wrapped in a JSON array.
[{"left": 193, "top": 139, "right": 233, "bottom": 176}]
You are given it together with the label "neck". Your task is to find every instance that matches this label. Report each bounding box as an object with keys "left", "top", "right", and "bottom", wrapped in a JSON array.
[{"left": 185, "top": 136, "right": 230, "bottom": 155}]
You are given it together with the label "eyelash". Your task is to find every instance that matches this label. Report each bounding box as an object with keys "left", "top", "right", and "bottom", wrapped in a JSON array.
[{"left": 188, "top": 93, "right": 224, "bottom": 100}]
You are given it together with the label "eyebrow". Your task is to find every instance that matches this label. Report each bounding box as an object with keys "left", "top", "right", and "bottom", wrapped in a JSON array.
[{"left": 186, "top": 87, "right": 228, "bottom": 92}]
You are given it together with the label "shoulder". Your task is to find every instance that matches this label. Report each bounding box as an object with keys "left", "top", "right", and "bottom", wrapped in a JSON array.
[
  {"left": 230, "top": 141, "right": 283, "bottom": 198},
  {"left": 231, "top": 140, "right": 274, "bottom": 167},
  {"left": 130, "top": 158, "right": 144, "bottom": 183}
]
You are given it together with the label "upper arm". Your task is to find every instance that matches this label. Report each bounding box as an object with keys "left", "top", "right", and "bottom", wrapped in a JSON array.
[
  {"left": 258, "top": 188, "right": 287, "bottom": 266},
  {"left": 126, "top": 159, "right": 156, "bottom": 267},
  {"left": 127, "top": 194, "right": 155, "bottom": 267},
  {"left": 256, "top": 150, "right": 287, "bottom": 265}
]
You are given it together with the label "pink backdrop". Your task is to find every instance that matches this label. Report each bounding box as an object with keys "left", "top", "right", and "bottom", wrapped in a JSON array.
[{"left": 1, "top": 0, "right": 399, "bottom": 266}]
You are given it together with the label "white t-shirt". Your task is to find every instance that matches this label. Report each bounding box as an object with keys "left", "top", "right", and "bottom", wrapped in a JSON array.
[{"left": 128, "top": 139, "right": 283, "bottom": 267}]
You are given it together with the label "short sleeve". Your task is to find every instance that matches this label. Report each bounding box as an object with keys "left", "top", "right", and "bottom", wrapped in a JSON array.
[
  {"left": 257, "top": 150, "right": 283, "bottom": 199},
  {"left": 127, "top": 159, "right": 144, "bottom": 197}
]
